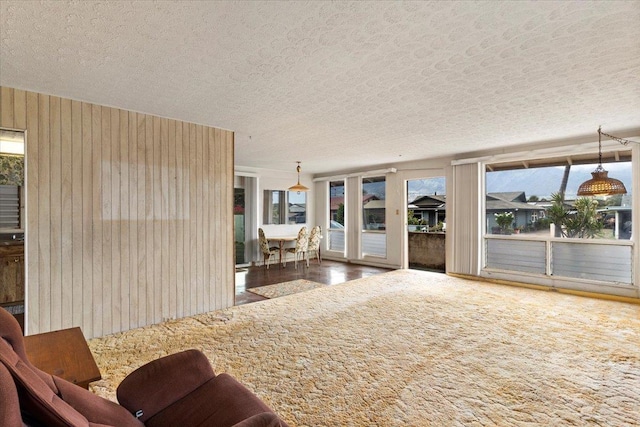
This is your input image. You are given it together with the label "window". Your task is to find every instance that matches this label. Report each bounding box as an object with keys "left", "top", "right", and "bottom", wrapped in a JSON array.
[
  {"left": 263, "top": 190, "right": 306, "bottom": 225},
  {"left": 484, "top": 152, "right": 634, "bottom": 285},
  {"left": 362, "top": 176, "right": 386, "bottom": 257},
  {"left": 485, "top": 159, "right": 632, "bottom": 240},
  {"left": 0, "top": 185, "right": 20, "bottom": 229},
  {"left": 328, "top": 181, "right": 345, "bottom": 252}
]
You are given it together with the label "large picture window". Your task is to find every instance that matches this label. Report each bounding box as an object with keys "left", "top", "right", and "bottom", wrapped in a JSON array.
[
  {"left": 485, "top": 159, "right": 632, "bottom": 240},
  {"left": 483, "top": 151, "right": 634, "bottom": 285}
]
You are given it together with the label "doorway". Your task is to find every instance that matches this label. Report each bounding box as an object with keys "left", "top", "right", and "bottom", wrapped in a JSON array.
[
  {"left": 407, "top": 177, "right": 446, "bottom": 272},
  {"left": 234, "top": 187, "right": 246, "bottom": 266},
  {"left": 0, "top": 128, "right": 26, "bottom": 331}
]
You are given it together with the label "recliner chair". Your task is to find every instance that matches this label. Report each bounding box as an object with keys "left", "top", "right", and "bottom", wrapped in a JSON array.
[{"left": 0, "top": 308, "right": 288, "bottom": 427}]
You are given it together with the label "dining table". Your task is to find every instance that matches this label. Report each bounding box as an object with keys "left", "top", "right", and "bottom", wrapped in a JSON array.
[{"left": 267, "top": 235, "right": 298, "bottom": 267}]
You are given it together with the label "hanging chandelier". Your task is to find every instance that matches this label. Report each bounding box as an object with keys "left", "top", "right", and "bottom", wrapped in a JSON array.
[
  {"left": 288, "top": 161, "right": 309, "bottom": 193},
  {"left": 576, "top": 126, "right": 635, "bottom": 197}
]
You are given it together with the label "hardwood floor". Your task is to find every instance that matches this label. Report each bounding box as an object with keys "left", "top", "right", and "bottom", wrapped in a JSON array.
[{"left": 235, "top": 259, "right": 393, "bottom": 305}]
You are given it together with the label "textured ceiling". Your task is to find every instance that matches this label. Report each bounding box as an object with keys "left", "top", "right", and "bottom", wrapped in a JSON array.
[{"left": 1, "top": 1, "right": 639, "bottom": 174}]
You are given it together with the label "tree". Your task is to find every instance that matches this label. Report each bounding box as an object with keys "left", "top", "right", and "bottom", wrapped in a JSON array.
[
  {"left": 605, "top": 194, "right": 623, "bottom": 207},
  {"left": 564, "top": 197, "right": 603, "bottom": 238},
  {"left": 558, "top": 164, "right": 571, "bottom": 198},
  {"left": 528, "top": 195, "right": 540, "bottom": 202},
  {"left": 407, "top": 210, "right": 426, "bottom": 226},
  {"left": 546, "top": 193, "right": 570, "bottom": 237},
  {"left": 547, "top": 192, "right": 603, "bottom": 238},
  {"left": 336, "top": 203, "right": 344, "bottom": 226},
  {"left": 494, "top": 212, "right": 514, "bottom": 234}
]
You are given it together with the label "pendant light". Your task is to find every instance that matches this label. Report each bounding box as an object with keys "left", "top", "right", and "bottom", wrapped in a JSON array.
[
  {"left": 576, "top": 127, "right": 628, "bottom": 197},
  {"left": 288, "top": 161, "right": 309, "bottom": 193}
]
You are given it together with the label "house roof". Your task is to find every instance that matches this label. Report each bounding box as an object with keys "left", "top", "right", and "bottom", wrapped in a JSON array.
[
  {"left": 486, "top": 200, "right": 540, "bottom": 212},
  {"left": 487, "top": 192, "right": 527, "bottom": 203},
  {"left": 411, "top": 191, "right": 541, "bottom": 212},
  {"left": 486, "top": 192, "right": 540, "bottom": 212},
  {"left": 363, "top": 200, "right": 386, "bottom": 210},
  {"left": 410, "top": 194, "right": 447, "bottom": 207},
  {"left": 330, "top": 193, "right": 377, "bottom": 210},
  {"left": 1, "top": 1, "right": 638, "bottom": 175}
]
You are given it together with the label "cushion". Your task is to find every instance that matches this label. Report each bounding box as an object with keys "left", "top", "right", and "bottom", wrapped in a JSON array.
[
  {"left": 145, "top": 373, "right": 276, "bottom": 427},
  {"left": 117, "top": 349, "right": 215, "bottom": 423},
  {"left": 0, "top": 362, "right": 23, "bottom": 427}
]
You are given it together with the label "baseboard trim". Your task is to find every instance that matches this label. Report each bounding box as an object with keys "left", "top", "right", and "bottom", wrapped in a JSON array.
[{"left": 447, "top": 273, "right": 640, "bottom": 305}]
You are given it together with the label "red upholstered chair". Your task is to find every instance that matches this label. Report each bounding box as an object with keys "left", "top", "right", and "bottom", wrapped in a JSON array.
[{"left": 0, "top": 308, "right": 288, "bottom": 427}]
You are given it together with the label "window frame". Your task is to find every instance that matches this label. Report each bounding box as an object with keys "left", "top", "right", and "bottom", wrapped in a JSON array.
[{"left": 480, "top": 145, "right": 637, "bottom": 292}]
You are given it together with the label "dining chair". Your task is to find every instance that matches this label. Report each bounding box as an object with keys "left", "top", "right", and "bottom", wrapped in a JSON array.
[
  {"left": 258, "top": 228, "right": 279, "bottom": 269},
  {"left": 284, "top": 226, "right": 308, "bottom": 269},
  {"left": 307, "top": 225, "right": 322, "bottom": 265}
]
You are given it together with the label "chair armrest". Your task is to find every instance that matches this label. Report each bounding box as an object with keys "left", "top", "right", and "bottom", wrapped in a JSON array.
[
  {"left": 116, "top": 349, "right": 215, "bottom": 423},
  {"left": 24, "top": 327, "right": 101, "bottom": 389}
]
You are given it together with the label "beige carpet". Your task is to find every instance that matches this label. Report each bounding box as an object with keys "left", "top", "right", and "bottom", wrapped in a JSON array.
[
  {"left": 247, "top": 279, "right": 327, "bottom": 299},
  {"left": 88, "top": 270, "right": 640, "bottom": 426}
]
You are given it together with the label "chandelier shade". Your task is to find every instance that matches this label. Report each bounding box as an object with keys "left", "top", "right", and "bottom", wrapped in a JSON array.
[
  {"left": 576, "top": 127, "right": 629, "bottom": 197},
  {"left": 576, "top": 166, "right": 627, "bottom": 197}
]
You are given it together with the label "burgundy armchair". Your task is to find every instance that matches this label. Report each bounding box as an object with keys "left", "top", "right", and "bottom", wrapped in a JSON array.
[{"left": 0, "top": 308, "right": 288, "bottom": 427}]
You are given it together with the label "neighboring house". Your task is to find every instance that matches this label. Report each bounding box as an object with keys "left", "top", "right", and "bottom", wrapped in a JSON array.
[
  {"left": 409, "top": 194, "right": 446, "bottom": 227},
  {"left": 330, "top": 194, "right": 378, "bottom": 226},
  {"left": 288, "top": 203, "right": 306, "bottom": 224},
  {"left": 486, "top": 192, "right": 546, "bottom": 232},
  {"left": 363, "top": 199, "right": 386, "bottom": 230},
  {"left": 329, "top": 196, "right": 346, "bottom": 223},
  {"left": 410, "top": 192, "right": 546, "bottom": 233},
  {"left": 599, "top": 206, "right": 633, "bottom": 240}
]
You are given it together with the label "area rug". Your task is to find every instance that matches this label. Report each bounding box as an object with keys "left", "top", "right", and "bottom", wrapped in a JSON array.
[
  {"left": 88, "top": 270, "right": 640, "bottom": 426},
  {"left": 246, "top": 279, "right": 326, "bottom": 299}
]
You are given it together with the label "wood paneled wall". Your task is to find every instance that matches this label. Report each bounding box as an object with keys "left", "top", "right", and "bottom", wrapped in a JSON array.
[{"left": 0, "top": 87, "right": 235, "bottom": 338}]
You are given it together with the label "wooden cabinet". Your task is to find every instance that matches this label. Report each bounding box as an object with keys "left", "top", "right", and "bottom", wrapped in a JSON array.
[{"left": 0, "top": 244, "right": 24, "bottom": 304}]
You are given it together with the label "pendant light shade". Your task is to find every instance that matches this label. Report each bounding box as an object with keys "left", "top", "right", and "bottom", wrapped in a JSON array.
[
  {"left": 576, "top": 166, "right": 627, "bottom": 197},
  {"left": 576, "top": 127, "right": 628, "bottom": 197},
  {"left": 288, "top": 161, "right": 309, "bottom": 193}
]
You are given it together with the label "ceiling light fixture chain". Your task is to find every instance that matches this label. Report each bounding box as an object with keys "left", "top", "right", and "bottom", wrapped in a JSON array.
[
  {"left": 576, "top": 126, "right": 636, "bottom": 197},
  {"left": 599, "top": 128, "right": 636, "bottom": 146},
  {"left": 597, "top": 126, "right": 603, "bottom": 168},
  {"left": 288, "top": 161, "right": 309, "bottom": 194}
]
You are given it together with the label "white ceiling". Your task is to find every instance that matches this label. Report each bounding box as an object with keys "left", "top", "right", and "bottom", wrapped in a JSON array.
[{"left": 1, "top": 1, "right": 639, "bottom": 174}]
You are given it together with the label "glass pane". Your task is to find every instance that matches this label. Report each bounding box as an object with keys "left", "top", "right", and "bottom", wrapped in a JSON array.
[
  {"left": 234, "top": 188, "right": 245, "bottom": 265},
  {"left": 328, "top": 230, "right": 345, "bottom": 252},
  {"left": 288, "top": 191, "right": 306, "bottom": 224},
  {"left": 362, "top": 232, "right": 386, "bottom": 257},
  {"left": 329, "top": 180, "right": 345, "bottom": 229},
  {"left": 552, "top": 241, "right": 632, "bottom": 283},
  {"left": 362, "top": 176, "right": 386, "bottom": 257},
  {"left": 362, "top": 176, "right": 386, "bottom": 231},
  {"left": 485, "top": 160, "right": 632, "bottom": 240},
  {"left": 263, "top": 190, "right": 306, "bottom": 224}
]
